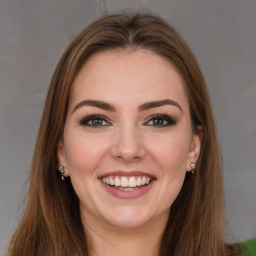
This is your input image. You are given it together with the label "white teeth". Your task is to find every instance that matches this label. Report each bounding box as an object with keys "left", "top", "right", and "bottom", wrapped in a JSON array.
[
  {"left": 121, "top": 177, "right": 128, "bottom": 187},
  {"left": 129, "top": 176, "right": 136, "bottom": 187},
  {"left": 110, "top": 176, "right": 115, "bottom": 186},
  {"left": 114, "top": 176, "right": 120, "bottom": 186},
  {"left": 102, "top": 175, "right": 153, "bottom": 188},
  {"left": 117, "top": 187, "right": 137, "bottom": 191},
  {"left": 136, "top": 177, "right": 142, "bottom": 186}
]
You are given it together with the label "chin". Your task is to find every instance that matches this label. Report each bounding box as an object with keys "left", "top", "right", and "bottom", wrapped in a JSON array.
[
  {"left": 100, "top": 205, "right": 163, "bottom": 230},
  {"left": 106, "top": 215, "right": 151, "bottom": 229}
]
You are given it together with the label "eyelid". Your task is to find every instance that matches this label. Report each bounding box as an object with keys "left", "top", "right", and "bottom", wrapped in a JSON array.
[
  {"left": 144, "top": 114, "right": 177, "bottom": 126},
  {"left": 79, "top": 114, "right": 111, "bottom": 127},
  {"left": 78, "top": 113, "right": 176, "bottom": 127}
]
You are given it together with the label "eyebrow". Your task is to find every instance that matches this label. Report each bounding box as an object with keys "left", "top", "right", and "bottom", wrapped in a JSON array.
[
  {"left": 138, "top": 99, "right": 183, "bottom": 112},
  {"left": 72, "top": 100, "right": 116, "bottom": 113},
  {"left": 72, "top": 99, "right": 182, "bottom": 113}
]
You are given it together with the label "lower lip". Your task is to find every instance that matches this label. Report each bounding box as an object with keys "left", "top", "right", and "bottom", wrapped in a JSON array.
[{"left": 100, "top": 179, "right": 155, "bottom": 199}]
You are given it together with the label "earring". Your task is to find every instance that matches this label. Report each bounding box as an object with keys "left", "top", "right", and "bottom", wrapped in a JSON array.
[
  {"left": 58, "top": 165, "right": 66, "bottom": 180},
  {"left": 190, "top": 162, "right": 196, "bottom": 174}
]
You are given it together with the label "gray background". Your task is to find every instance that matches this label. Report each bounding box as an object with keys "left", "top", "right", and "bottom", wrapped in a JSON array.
[{"left": 0, "top": 0, "right": 255, "bottom": 254}]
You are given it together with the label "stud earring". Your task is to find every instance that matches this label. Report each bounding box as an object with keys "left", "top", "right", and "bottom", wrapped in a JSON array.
[
  {"left": 190, "top": 162, "right": 196, "bottom": 174},
  {"left": 58, "top": 165, "right": 66, "bottom": 180}
]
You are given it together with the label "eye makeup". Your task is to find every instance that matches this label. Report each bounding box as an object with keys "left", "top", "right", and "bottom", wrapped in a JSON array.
[
  {"left": 78, "top": 112, "right": 177, "bottom": 129},
  {"left": 79, "top": 114, "right": 111, "bottom": 127},
  {"left": 144, "top": 114, "right": 177, "bottom": 127}
]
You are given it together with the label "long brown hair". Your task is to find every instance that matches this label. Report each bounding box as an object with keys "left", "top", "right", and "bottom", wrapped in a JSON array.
[{"left": 8, "top": 12, "right": 237, "bottom": 256}]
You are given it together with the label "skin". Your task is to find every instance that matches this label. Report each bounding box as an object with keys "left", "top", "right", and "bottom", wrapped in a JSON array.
[{"left": 58, "top": 49, "right": 201, "bottom": 256}]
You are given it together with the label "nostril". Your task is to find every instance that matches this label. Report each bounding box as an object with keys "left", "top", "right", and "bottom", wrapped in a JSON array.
[
  {"left": 112, "top": 142, "right": 146, "bottom": 160},
  {"left": 110, "top": 128, "right": 146, "bottom": 161}
]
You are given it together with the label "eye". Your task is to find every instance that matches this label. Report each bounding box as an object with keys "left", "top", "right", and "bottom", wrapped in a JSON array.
[
  {"left": 145, "top": 114, "right": 177, "bottom": 127},
  {"left": 79, "top": 114, "right": 111, "bottom": 127}
]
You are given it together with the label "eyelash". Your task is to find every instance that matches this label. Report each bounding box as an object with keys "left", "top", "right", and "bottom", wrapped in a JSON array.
[
  {"left": 79, "top": 114, "right": 111, "bottom": 127},
  {"left": 79, "top": 114, "right": 177, "bottom": 128},
  {"left": 145, "top": 114, "right": 177, "bottom": 127}
]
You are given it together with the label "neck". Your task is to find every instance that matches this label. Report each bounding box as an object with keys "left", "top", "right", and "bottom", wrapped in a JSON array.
[{"left": 81, "top": 211, "right": 169, "bottom": 256}]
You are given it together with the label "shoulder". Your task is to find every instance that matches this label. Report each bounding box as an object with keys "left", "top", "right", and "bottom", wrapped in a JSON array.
[{"left": 237, "top": 238, "right": 256, "bottom": 256}]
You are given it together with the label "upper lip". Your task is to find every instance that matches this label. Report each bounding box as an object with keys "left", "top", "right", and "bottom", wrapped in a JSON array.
[{"left": 98, "top": 170, "right": 156, "bottom": 179}]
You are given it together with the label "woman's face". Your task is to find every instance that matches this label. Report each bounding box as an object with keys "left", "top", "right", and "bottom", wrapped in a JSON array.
[{"left": 58, "top": 49, "right": 201, "bottom": 229}]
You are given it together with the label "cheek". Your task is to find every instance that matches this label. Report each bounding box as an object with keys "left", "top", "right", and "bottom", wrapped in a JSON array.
[
  {"left": 64, "top": 130, "right": 108, "bottom": 175},
  {"left": 147, "top": 132, "right": 191, "bottom": 172},
  {"left": 148, "top": 133, "right": 190, "bottom": 209}
]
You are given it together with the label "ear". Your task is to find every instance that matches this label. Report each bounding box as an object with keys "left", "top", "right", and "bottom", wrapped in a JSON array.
[
  {"left": 57, "top": 139, "right": 69, "bottom": 176},
  {"left": 186, "top": 125, "right": 203, "bottom": 172}
]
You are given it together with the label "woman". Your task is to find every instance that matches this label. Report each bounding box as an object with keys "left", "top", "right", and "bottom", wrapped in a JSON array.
[{"left": 7, "top": 13, "right": 239, "bottom": 256}]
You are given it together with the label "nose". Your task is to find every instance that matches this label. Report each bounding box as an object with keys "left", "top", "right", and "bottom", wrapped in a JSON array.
[{"left": 110, "top": 124, "right": 146, "bottom": 162}]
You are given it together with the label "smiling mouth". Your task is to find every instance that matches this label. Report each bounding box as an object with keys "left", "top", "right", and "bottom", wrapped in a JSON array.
[{"left": 101, "top": 176, "right": 155, "bottom": 191}]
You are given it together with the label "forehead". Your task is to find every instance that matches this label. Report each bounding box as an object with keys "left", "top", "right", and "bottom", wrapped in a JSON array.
[{"left": 70, "top": 49, "right": 189, "bottom": 111}]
